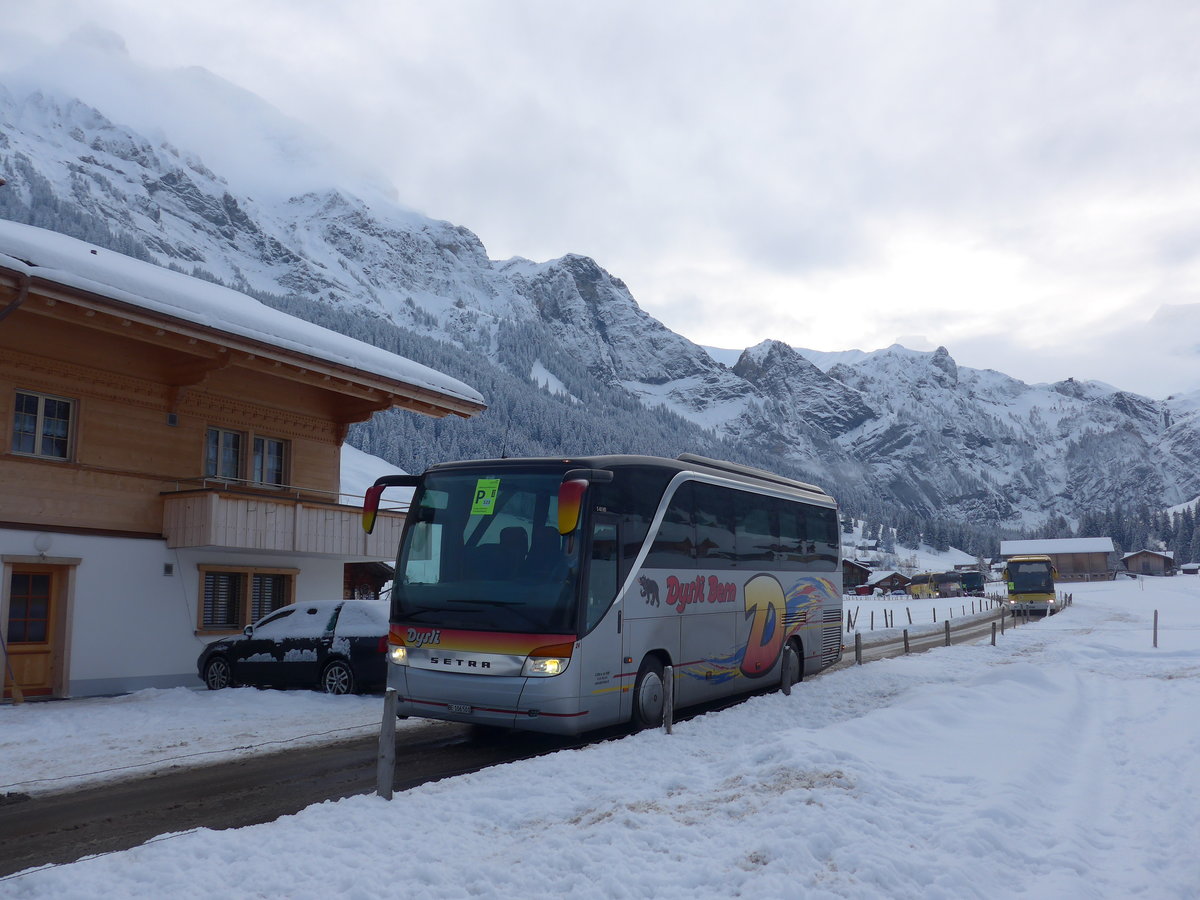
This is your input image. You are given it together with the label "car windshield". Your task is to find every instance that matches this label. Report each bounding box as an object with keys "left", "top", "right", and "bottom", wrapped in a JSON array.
[
  {"left": 1009, "top": 562, "right": 1053, "bottom": 593},
  {"left": 392, "top": 468, "right": 582, "bottom": 633}
]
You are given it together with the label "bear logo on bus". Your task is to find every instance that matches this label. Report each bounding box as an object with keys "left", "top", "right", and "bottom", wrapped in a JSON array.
[{"left": 638, "top": 576, "right": 660, "bottom": 607}]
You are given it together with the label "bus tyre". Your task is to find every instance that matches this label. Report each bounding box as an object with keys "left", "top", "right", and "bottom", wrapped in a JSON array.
[
  {"left": 632, "top": 657, "right": 666, "bottom": 730},
  {"left": 780, "top": 641, "right": 802, "bottom": 693}
]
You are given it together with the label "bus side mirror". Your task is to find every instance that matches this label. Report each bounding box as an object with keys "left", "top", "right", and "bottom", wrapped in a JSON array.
[
  {"left": 558, "top": 469, "right": 613, "bottom": 535},
  {"left": 558, "top": 480, "right": 589, "bottom": 535},
  {"left": 362, "top": 474, "right": 421, "bottom": 534}
]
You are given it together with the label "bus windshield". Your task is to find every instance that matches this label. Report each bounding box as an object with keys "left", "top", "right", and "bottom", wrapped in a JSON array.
[
  {"left": 1008, "top": 561, "right": 1053, "bottom": 594},
  {"left": 393, "top": 468, "right": 582, "bottom": 633}
]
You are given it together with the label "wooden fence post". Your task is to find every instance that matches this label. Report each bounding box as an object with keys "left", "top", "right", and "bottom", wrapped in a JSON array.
[
  {"left": 663, "top": 665, "right": 675, "bottom": 733},
  {"left": 991, "top": 622, "right": 996, "bottom": 646},
  {"left": 377, "top": 688, "right": 397, "bottom": 800},
  {"left": 944, "top": 620, "right": 951, "bottom": 647},
  {"left": 1153, "top": 611, "right": 1159, "bottom": 649},
  {"left": 855, "top": 632, "right": 862, "bottom": 665},
  {"left": 903, "top": 629, "right": 910, "bottom": 654}
]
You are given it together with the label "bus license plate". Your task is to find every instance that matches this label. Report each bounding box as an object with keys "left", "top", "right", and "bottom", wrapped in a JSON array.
[{"left": 447, "top": 703, "right": 473, "bottom": 714}]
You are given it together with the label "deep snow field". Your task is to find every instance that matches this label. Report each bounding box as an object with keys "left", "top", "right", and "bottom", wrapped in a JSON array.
[{"left": 2, "top": 576, "right": 1198, "bottom": 898}]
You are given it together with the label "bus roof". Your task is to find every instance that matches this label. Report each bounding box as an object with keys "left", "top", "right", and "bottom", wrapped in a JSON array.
[{"left": 421, "top": 453, "right": 836, "bottom": 505}]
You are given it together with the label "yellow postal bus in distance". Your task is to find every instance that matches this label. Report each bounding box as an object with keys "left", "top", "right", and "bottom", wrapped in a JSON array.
[{"left": 1004, "top": 554, "right": 1058, "bottom": 617}]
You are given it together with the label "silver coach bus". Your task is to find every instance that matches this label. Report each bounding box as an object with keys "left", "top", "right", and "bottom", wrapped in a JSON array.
[{"left": 362, "top": 453, "right": 843, "bottom": 734}]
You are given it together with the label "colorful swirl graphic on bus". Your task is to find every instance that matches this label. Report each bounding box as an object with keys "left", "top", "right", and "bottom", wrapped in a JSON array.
[
  {"left": 740, "top": 574, "right": 836, "bottom": 677},
  {"left": 668, "top": 574, "right": 838, "bottom": 685}
]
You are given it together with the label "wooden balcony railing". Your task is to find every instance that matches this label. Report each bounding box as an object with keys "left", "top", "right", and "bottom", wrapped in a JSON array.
[{"left": 162, "top": 486, "right": 404, "bottom": 560}]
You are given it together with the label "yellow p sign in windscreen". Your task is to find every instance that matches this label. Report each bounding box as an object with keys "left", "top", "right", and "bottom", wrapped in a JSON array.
[{"left": 471, "top": 478, "right": 500, "bottom": 516}]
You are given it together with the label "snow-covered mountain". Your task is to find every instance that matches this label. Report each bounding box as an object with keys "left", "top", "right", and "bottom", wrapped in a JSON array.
[{"left": 3, "top": 39, "right": 1198, "bottom": 530}]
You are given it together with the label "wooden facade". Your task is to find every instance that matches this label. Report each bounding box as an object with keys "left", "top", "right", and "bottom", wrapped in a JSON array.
[
  {"left": 843, "top": 559, "right": 871, "bottom": 591},
  {"left": 1122, "top": 550, "right": 1175, "bottom": 577},
  {"left": 1, "top": 226, "right": 484, "bottom": 699}
]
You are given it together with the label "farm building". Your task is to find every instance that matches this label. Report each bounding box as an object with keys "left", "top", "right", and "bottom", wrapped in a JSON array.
[{"left": 1122, "top": 550, "right": 1176, "bottom": 577}]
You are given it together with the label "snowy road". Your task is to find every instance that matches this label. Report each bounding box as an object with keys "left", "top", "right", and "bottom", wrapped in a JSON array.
[{"left": 2, "top": 578, "right": 1198, "bottom": 898}]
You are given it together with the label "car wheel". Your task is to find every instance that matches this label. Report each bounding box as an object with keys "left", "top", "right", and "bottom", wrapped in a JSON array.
[
  {"left": 321, "top": 659, "right": 355, "bottom": 695},
  {"left": 203, "top": 656, "right": 234, "bottom": 690},
  {"left": 631, "top": 656, "right": 665, "bottom": 730}
]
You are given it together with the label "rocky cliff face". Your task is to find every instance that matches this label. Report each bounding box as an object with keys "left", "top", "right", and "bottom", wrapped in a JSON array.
[{"left": 3, "top": 78, "right": 1197, "bottom": 528}]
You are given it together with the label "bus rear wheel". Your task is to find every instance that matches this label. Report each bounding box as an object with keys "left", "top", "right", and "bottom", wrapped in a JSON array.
[
  {"left": 631, "top": 657, "right": 665, "bottom": 730},
  {"left": 781, "top": 640, "right": 803, "bottom": 691}
]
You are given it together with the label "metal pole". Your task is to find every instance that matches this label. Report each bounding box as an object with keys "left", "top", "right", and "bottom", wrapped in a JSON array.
[
  {"left": 376, "top": 688, "right": 397, "bottom": 800},
  {"left": 1153, "top": 610, "right": 1159, "bottom": 649},
  {"left": 903, "top": 629, "right": 910, "bottom": 654},
  {"left": 663, "top": 665, "right": 675, "bottom": 733},
  {"left": 944, "top": 620, "right": 951, "bottom": 647}
]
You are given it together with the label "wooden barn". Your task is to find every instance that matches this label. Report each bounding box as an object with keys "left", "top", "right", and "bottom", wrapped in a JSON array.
[{"left": 1122, "top": 550, "right": 1176, "bottom": 577}]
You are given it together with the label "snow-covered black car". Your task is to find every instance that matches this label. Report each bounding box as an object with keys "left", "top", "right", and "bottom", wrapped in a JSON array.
[{"left": 197, "top": 599, "right": 389, "bottom": 694}]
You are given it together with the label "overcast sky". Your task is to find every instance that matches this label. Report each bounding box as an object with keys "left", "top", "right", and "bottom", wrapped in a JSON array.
[{"left": 4, "top": 1, "right": 1200, "bottom": 398}]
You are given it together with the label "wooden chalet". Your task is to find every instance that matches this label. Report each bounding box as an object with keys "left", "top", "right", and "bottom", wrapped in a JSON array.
[
  {"left": 1122, "top": 550, "right": 1176, "bottom": 577},
  {"left": 1, "top": 221, "right": 485, "bottom": 699},
  {"left": 867, "top": 570, "right": 910, "bottom": 593},
  {"left": 843, "top": 559, "right": 871, "bottom": 591}
]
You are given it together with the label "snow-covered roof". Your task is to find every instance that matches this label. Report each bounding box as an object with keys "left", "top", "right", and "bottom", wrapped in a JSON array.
[
  {"left": 0, "top": 220, "right": 485, "bottom": 410},
  {"left": 867, "top": 570, "right": 907, "bottom": 585},
  {"left": 1123, "top": 549, "right": 1174, "bottom": 561},
  {"left": 1000, "top": 537, "right": 1115, "bottom": 555}
]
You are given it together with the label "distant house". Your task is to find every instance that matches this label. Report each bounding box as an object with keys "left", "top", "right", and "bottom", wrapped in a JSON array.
[
  {"left": 868, "top": 570, "right": 910, "bottom": 593},
  {"left": 843, "top": 559, "right": 871, "bottom": 591},
  {"left": 999, "top": 538, "right": 1115, "bottom": 582},
  {"left": 1122, "top": 550, "right": 1176, "bottom": 577},
  {"left": 1, "top": 222, "right": 486, "bottom": 699},
  {"left": 343, "top": 561, "right": 395, "bottom": 601},
  {"left": 1181, "top": 562, "right": 1199, "bottom": 576}
]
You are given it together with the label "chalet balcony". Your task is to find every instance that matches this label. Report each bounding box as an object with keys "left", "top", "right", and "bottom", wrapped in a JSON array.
[{"left": 161, "top": 483, "right": 405, "bottom": 560}]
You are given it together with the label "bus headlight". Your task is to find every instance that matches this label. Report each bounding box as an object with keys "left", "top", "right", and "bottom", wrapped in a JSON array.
[
  {"left": 523, "top": 656, "right": 570, "bottom": 677},
  {"left": 389, "top": 645, "right": 408, "bottom": 665},
  {"left": 522, "top": 641, "right": 574, "bottom": 677}
]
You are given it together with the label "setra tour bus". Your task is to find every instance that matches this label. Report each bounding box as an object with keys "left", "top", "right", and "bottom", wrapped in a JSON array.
[
  {"left": 1004, "top": 554, "right": 1058, "bottom": 616},
  {"left": 361, "top": 453, "right": 843, "bottom": 734}
]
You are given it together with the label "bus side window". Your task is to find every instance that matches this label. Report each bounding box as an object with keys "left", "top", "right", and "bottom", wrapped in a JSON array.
[
  {"left": 693, "top": 482, "right": 735, "bottom": 569},
  {"left": 647, "top": 482, "right": 696, "bottom": 568},
  {"left": 735, "top": 493, "right": 775, "bottom": 566},
  {"left": 804, "top": 506, "right": 839, "bottom": 571},
  {"left": 777, "top": 502, "right": 804, "bottom": 571},
  {"left": 586, "top": 521, "right": 619, "bottom": 631}
]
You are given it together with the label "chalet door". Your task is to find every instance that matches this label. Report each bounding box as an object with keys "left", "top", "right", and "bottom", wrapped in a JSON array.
[{"left": 4, "top": 565, "right": 64, "bottom": 698}]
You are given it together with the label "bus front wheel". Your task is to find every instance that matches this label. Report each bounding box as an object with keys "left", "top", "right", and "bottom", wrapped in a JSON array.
[{"left": 632, "top": 657, "right": 666, "bottom": 730}]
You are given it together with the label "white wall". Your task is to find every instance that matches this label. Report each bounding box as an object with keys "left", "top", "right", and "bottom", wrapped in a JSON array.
[{"left": 1, "top": 527, "right": 347, "bottom": 697}]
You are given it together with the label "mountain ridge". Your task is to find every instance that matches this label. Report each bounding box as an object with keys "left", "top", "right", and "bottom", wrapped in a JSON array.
[{"left": 2, "top": 69, "right": 1198, "bottom": 535}]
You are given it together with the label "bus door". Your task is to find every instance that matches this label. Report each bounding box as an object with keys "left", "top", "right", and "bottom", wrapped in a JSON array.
[{"left": 574, "top": 514, "right": 624, "bottom": 725}]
